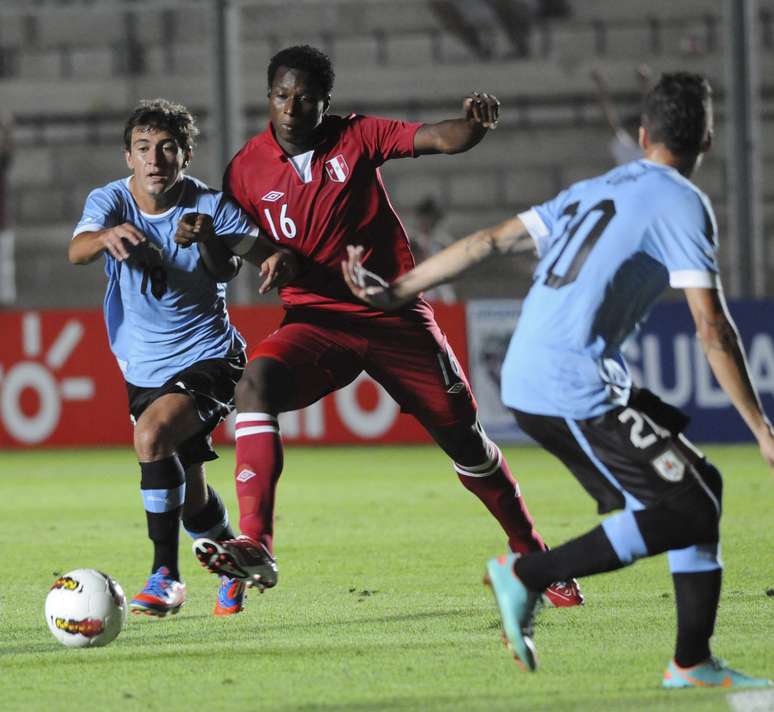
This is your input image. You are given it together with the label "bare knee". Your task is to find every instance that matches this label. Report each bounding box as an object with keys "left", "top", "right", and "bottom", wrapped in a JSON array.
[
  {"left": 235, "top": 358, "right": 293, "bottom": 413},
  {"left": 133, "top": 418, "right": 176, "bottom": 461}
]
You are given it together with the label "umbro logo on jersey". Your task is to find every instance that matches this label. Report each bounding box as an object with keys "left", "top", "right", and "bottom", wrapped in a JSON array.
[
  {"left": 261, "top": 190, "right": 284, "bottom": 202},
  {"left": 325, "top": 154, "right": 349, "bottom": 183},
  {"left": 236, "top": 468, "right": 257, "bottom": 483}
]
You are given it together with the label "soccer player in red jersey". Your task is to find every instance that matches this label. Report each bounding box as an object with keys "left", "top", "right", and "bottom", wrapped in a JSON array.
[{"left": 193, "top": 45, "right": 581, "bottom": 607}]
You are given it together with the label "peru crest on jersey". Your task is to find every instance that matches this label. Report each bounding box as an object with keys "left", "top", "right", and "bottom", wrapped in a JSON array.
[{"left": 325, "top": 154, "right": 349, "bottom": 182}]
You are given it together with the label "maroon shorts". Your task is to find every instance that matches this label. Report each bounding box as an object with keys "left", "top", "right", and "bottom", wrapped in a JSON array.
[{"left": 250, "top": 309, "right": 478, "bottom": 429}]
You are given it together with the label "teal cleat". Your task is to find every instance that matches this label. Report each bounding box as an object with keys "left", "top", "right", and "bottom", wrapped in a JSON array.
[
  {"left": 663, "top": 657, "right": 773, "bottom": 689},
  {"left": 484, "top": 553, "right": 543, "bottom": 672}
]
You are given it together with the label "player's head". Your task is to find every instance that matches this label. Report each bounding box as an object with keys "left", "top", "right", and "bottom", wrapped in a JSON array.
[
  {"left": 123, "top": 98, "right": 198, "bottom": 162},
  {"left": 267, "top": 45, "right": 335, "bottom": 97},
  {"left": 266, "top": 46, "right": 334, "bottom": 151},
  {"left": 640, "top": 72, "right": 713, "bottom": 170},
  {"left": 123, "top": 99, "right": 197, "bottom": 199}
]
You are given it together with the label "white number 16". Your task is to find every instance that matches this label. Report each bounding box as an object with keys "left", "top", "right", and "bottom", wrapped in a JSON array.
[{"left": 263, "top": 203, "right": 297, "bottom": 240}]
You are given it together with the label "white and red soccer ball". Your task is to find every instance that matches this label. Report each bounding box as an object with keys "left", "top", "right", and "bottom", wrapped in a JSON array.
[{"left": 44, "top": 569, "right": 127, "bottom": 648}]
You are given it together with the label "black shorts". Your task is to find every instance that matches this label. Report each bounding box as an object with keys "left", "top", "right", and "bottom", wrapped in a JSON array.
[
  {"left": 126, "top": 352, "right": 246, "bottom": 469},
  {"left": 513, "top": 389, "right": 720, "bottom": 515}
]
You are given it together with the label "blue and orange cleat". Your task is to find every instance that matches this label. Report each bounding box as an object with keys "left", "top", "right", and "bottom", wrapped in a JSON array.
[
  {"left": 130, "top": 566, "right": 186, "bottom": 617},
  {"left": 663, "top": 657, "right": 773, "bottom": 689},
  {"left": 484, "top": 553, "right": 543, "bottom": 672},
  {"left": 213, "top": 576, "right": 247, "bottom": 617}
]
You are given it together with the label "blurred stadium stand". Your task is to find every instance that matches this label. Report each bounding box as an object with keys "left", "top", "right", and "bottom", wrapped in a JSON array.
[{"left": 1, "top": 0, "right": 772, "bottom": 307}]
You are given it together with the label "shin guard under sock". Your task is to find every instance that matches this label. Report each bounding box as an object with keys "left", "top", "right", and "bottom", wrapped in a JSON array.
[
  {"left": 234, "top": 412, "right": 283, "bottom": 553},
  {"left": 183, "top": 484, "right": 236, "bottom": 541},
  {"left": 673, "top": 569, "right": 722, "bottom": 668},
  {"left": 140, "top": 456, "right": 185, "bottom": 580},
  {"left": 456, "top": 443, "right": 546, "bottom": 554}
]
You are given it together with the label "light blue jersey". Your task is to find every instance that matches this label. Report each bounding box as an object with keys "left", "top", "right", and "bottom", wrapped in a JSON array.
[
  {"left": 74, "top": 175, "right": 256, "bottom": 387},
  {"left": 502, "top": 159, "right": 719, "bottom": 419}
]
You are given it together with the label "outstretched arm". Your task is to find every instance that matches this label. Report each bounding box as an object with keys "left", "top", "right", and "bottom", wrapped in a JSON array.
[
  {"left": 684, "top": 284, "right": 774, "bottom": 474},
  {"left": 68, "top": 223, "right": 147, "bottom": 264},
  {"left": 342, "top": 215, "right": 534, "bottom": 310},
  {"left": 176, "top": 214, "right": 300, "bottom": 293},
  {"left": 413, "top": 92, "right": 500, "bottom": 155}
]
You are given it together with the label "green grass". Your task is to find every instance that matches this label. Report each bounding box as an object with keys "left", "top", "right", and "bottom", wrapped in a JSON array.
[{"left": 1, "top": 445, "right": 772, "bottom": 711}]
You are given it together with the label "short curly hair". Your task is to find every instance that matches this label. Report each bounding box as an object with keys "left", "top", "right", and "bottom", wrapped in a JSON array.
[
  {"left": 642, "top": 72, "right": 712, "bottom": 156},
  {"left": 123, "top": 98, "right": 199, "bottom": 157},
  {"left": 267, "top": 45, "right": 335, "bottom": 95}
]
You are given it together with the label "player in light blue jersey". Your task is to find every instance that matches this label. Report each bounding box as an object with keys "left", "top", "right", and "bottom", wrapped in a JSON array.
[
  {"left": 342, "top": 73, "right": 773, "bottom": 687},
  {"left": 69, "top": 99, "right": 297, "bottom": 618}
]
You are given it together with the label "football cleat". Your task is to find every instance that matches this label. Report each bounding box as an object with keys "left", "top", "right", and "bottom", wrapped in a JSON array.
[
  {"left": 506, "top": 544, "right": 583, "bottom": 608},
  {"left": 543, "top": 578, "right": 584, "bottom": 608},
  {"left": 129, "top": 566, "right": 186, "bottom": 617},
  {"left": 484, "top": 553, "right": 543, "bottom": 672},
  {"left": 193, "top": 535, "right": 278, "bottom": 591},
  {"left": 662, "top": 657, "right": 773, "bottom": 689},
  {"left": 213, "top": 576, "right": 247, "bottom": 617}
]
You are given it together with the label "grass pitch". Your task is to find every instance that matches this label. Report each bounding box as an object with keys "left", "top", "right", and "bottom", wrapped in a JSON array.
[{"left": 1, "top": 444, "right": 772, "bottom": 711}]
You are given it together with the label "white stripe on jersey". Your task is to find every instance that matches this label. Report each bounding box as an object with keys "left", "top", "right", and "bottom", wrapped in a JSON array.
[
  {"left": 517, "top": 208, "right": 551, "bottom": 257},
  {"left": 669, "top": 270, "right": 719, "bottom": 288},
  {"left": 72, "top": 222, "right": 106, "bottom": 238}
]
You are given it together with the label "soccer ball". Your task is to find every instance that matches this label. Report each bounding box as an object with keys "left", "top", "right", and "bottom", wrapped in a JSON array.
[{"left": 44, "top": 569, "right": 128, "bottom": 648}]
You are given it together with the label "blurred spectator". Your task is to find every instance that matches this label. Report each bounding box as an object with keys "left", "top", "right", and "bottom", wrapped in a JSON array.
[
  {"left": 679, "top": 26, "right": 709, "bottom": 56},
  {"left": 590, "top": 64, "right": 653, "bottom": 166},
  {"left": 0, "top": 112, "right": 15, "bottom": 304},
  {"left": 410, "top": 197, "right": 457, "bottom": 303},
  {"left": 430, "top": 1, "right": 569, "bottom": 60},
  {"left": 429, "top": 0, "right": 497, "bottom": 60}
]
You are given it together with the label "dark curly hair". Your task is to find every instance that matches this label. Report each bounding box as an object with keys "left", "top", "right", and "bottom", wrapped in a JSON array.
[
  {"left": 642, "top": 72, "right": 712, "bottom": 156},
  {"left": 267, "top": 45, "right": 335, "bottom": 95},
  {"left": 123, "top": 98, "right": 199, "bottom": 157}
]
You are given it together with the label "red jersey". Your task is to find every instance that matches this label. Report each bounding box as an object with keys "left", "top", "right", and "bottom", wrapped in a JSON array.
[{"left": 224, "top": 114, "right": 431, "bottom": 318}]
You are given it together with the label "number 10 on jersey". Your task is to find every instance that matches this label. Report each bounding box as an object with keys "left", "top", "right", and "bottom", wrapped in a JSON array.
[{"left": 264, "top": 204, "right": 297, "bottom": 240}]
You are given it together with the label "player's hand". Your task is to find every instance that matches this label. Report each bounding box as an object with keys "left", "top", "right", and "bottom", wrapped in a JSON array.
[
  {"left": 175, "top": 212, "right": 214, "bottom": 247},
  {"left": 463, "top": 92, "right": 500, "bottom": 129},
  {"left": 341, "top": 245, "right": 396, "bottom": 309},
  {"left": 258, "top": 248, "right": 299, "bottom": 294},
  {"left": 99, "top": 222, "right": 147, "bottom": 261}
]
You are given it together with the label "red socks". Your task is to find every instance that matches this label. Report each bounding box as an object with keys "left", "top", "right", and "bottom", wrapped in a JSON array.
[
  {"left": 234, "top": 412, "right": 283, "bottom": 553},
  {"left": 235, "top": 414, "right": 543, "bottom": 557},
  {"left": 455, "top": 443, "right": 546, "bottom": 555}
]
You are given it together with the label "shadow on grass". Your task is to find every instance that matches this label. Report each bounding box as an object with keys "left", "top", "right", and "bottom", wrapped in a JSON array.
[
  {"left": 1, "top": 612, "right": 212, "bottom": 656},
  {"left": 3, "top": 603, "right": 580, "bottom": 658},
  {"left": 4, "top": 606, "right": 492, "bottom": 661}
]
